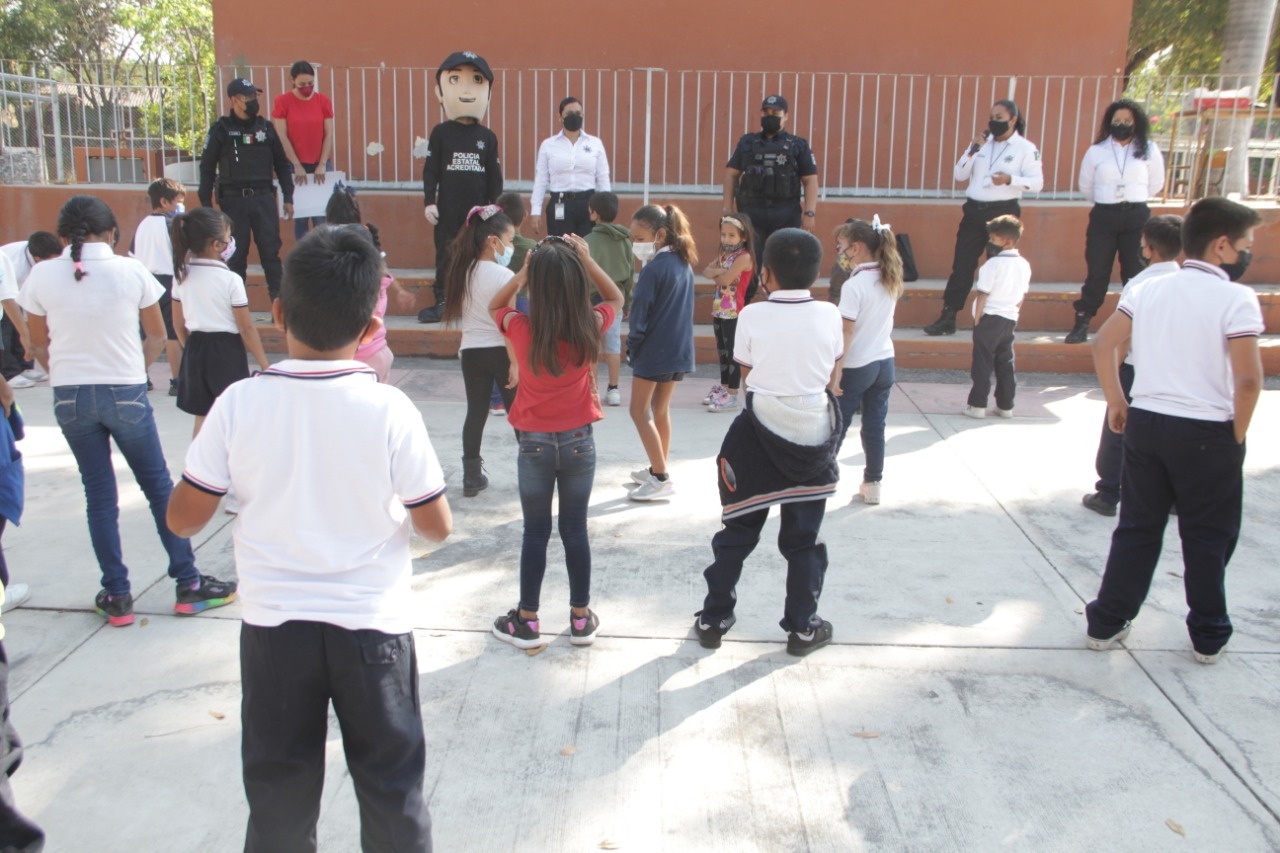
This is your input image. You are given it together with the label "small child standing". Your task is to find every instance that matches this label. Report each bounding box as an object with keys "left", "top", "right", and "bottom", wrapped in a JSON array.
[
  {"left": 170, "top": 207, "right": 270, "bottom": 436},
  {"left": 963, "top": 215, "right": 1031, "bottom": 419},
  {"left": 584, "top": 191, "right": 634, "bottom": 407},
  {"left": 131, "top": 178, "right": 187, "bottom": 396},
  {"left": 702, "top": 213, "right": 756, "bottom": 413},
  {"left": 696, "top": 228, "right": 845, "bottom": 656},
  {"left": 166, "top": 225, "right": 451, "bottom": 851}
]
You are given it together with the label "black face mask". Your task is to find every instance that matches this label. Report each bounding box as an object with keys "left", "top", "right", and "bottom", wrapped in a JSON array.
[
  {"left": 1221, "top": 249, "right": 1252, "bottom": 282},
  {"left": 761, "top": 115, "right": 783, "bottom": 135},
  {"left": 1110, "top": 122, "right": 1134, "bottom": 141},
  {"left": 562, "top": 113, "right": 583, "bottom": 132},
  {"left": 1140, "top": 252, "right": 1151, "bottom": 268},
  {"left": 244, "top": 98, "right": 260, "bottom": 119},
  {"left": 986, "top": 241, "right": 1005, "bottom": 259},
  {"left": 988, "top": 119, "right": 1010, "bottom": 138}
]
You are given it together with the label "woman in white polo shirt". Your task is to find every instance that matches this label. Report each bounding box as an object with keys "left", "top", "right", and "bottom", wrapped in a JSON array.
[
  {"left": 1066, "top": 98, "right": 1165, "bottom": 344},
  {"left": 20, "top": 195, "right": 236, "bottom": 627},
  {"left": 529, "top": 97, "right": 612, "bottom": 238}
]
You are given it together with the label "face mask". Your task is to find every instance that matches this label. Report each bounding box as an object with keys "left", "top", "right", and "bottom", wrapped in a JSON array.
[
  {"left": 1220, "top": 249, "right": 1252, "bottom": 282},
  {"left": 173, "top": 203, "right": 185, "bottom": 216},
  {"left": 296, "top": 84, "right": 314, "bottom": 97},
  {"left": 988, "top": 119, "right": 1010, "bottom": 138},
  {"left": 761, "top": 115, "right": 782, "bottom": 135},
  {"left": 494, "top": 242, "right": 514, "bottom": 268},
  {"left": 562, "top": 113, "right": 584, "bottom": 132},
  {"left": 244, "top": 98, "right": 260, "bottom": 119},
  {"left": 837, "top": 253, "right": 852, "bottom": 272},
  {"left": 633, "top": 241, "right": 656, "bottom": 264},
  {"left": 1110, "top": 123, "right": 1134, "bottom": 141},
  {"left": 1139, "top": 251, "right": 1151, "bottom": 268},
  {"left": 986, "top": 241, "right": 1005, "bottom": 259},
  {"left": 720, "top": 241, "right": 744, "bottom": 255},
  {"left": 220, "top": 236, "right": 237, "bottom": 261}
]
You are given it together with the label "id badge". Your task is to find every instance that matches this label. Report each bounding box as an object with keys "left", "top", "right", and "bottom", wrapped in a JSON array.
[
  {"left": 1114, "top": 183, "right": 1126, "bottom": 201},
  {"left": 981, "top": 175, "right": 994, "bottom": 189},
  {"left": 554, "top": 202, "right": 566, "bottom": 221}
]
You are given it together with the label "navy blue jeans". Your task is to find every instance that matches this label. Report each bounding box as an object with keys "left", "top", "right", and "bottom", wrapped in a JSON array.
[
  {"left": 701, "top": 499, "right": 829, "bottom": 634},
  {"left": 517, "top": 426, "right": 596, "bottom": 612},
  {"left": 837, "top": 357, "right": 895, "bottom": 483},
  {"left": 53, "top": 384, "right": 197, "bottom": 595},
  {"left": 1086, "top": 409, "right": 1244, "bottom": 655},
  {"left": 1093, "top": 361, "right": 1136, "bottom": 504}
]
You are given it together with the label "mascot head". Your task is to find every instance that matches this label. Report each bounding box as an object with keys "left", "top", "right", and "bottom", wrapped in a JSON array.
[{"left": 436, "top": 51, "right": 493, "bottom": 123}]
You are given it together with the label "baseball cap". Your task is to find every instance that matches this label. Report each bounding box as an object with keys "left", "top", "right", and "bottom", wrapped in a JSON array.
[
  {"left": 437, "top": 51, "right": 494, "bottom": 84},
  {"left": 762, "top": 94, "right": 789, "bottom": 112},
  {"left": 226, "top": 78, "right": 262, "bottom": 98}
]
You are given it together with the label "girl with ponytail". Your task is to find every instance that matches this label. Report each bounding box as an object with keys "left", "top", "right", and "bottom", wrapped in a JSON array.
[
  {"left": 829, "top": 215, "right": 904, "bottom": 505},
  {"left": 19, "top": 195, "right": 237, "bottom": 626},
  {"left": 625, "top": 203, "right": 696, "bottom": 502}
]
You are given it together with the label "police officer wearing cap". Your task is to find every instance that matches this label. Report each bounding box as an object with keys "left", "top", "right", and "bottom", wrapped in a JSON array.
[
  {"left": 529, "top": 97, "right": 612, "bottom": 238},
  {"left": 724, "top": 94, "right": 819, "bottom": 266},
  {"left": 198, "top": 78, "right": 294, "bottom": 301}
]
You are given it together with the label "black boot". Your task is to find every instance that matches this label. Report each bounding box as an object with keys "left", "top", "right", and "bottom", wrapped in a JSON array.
[
  {"left": 923, "top": 307, "right": 957, "bottom": 336},
  {"left": 1065, "top": 311, "right": 1091, "bottom": 344},
  {"left": 417, "top": 285, "right": 446, "bottom": 323},
  {"left": 462, "top": 456, "right": 488, "bottom": 497}
]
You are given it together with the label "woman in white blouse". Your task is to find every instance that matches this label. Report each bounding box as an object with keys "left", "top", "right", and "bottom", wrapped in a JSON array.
[
  {"left": 1066, "top": 99, "right": 1165, "bottom": 344},
  {"left": 529, "top": 97, "right": 612, "bottom": 238}
]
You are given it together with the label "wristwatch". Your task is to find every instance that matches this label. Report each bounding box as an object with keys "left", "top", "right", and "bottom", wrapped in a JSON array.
[{"left": 803, "top": 210, "right": 816, "bottom": 217}]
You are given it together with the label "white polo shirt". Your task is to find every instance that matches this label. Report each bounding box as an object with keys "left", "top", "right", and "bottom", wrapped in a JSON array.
[
  {"left": 130, "top": 213, "right": 174, "bottom": 276},
  {"left": 837, "top": 263, "right": 896, "bottom": 369},
  {"left": 0, "top": 242, "right": 34, "bottom": 287},
  {"left": 953, "top": 132, "right": 1044, "bottom": 202},
  {"left": 530, "top": 130, "right": 612, "bottom": 216},
  {"left": 0, "top": 252, "right": 18, "bottom": 303},
  {"left": 1079, "top": 138, "right": 1165, "bottom": 204},
  {"left": 974, "top": 250, "right": 1031, "bottom": 322},
  {"left": 735, "top": 289, "right": 843, "bottom": 397},
  {"left": 1121, "top": 260, "right": 1264, "bottom": 422},
  {"left": 172, "top": 260, "right": 248, "bottom": 334},
  {"left": 1119, "top": 260, "right": 1180, "bottom": 365},
  {"left": 19, "top": 243, "right": 164, "bottom": 386},
  {"left": 182, "top": 360, "right": 447, "bottom": 634},
  {"left": 458, "top": 260, "right": 513, "bottom": 350}
]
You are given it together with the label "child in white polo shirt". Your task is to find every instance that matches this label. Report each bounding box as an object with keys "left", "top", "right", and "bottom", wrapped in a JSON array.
[
  {"left": 166, "top": 226, "right": 452, "bottom": 852},
  {"left": 696, "top": 228, "right": 845, "bottom": 657},
  {"left": 964, "top": 215, "right": 1031, "bottom": 418},
  {"left": 1085, "top": 197, "right": 1264, "bottom": 665}
]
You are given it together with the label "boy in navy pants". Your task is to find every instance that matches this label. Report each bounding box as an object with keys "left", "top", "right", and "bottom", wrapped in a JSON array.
[{"left": 1085, "top": 198, "right": 1264, "bottom": 664}]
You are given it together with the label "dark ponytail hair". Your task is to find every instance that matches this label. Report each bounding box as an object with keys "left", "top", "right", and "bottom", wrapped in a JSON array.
[
  {"left": 1095, "top": 98, "right": 1151, "bottom": 160},
  {"left": 441, "top": 206, "right": 513, "bottom": 325},
  {"left": 325, "top": 186, "right": 381, "bottom": 250},
  {"left": 994, "top": 99, "right": 1026, "bottom": 137},
  {"left": 632, "top": 203, "right": 698, "bottom": 266},
  {"left": 56, "top": 195, "right": 118, "bottom": 281},
  {"left": 170, "top": 207, "right": 233, "bottom": 282},
  {"left": 526, "top": 241, "right": 600, "bottom": 376}
]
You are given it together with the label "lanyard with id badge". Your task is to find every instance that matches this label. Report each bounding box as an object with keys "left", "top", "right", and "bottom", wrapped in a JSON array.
[
  {"left": 1111, "top": 143, "right": 1131, "bottom": 201},
  {"left": 554, "top": 198, "right": 566, "bottom": 221}
]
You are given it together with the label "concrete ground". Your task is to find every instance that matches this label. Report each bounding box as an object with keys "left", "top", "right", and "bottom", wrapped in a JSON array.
[{"left": 3, "top": 357, "right": 1279, "bottom": 852}]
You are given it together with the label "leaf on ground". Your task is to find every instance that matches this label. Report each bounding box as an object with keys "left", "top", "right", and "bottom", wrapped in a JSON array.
[
  {"left": 614, "top": 531, "right": 623, "bottom": 538},
  {"left": 429, "top": 633, "right": 446, "bottom": 637},
  {"left": 139, "top": 617, "right": 150, "bottom": 627},
  {"left": 560, "top": 744, "right": 578, "bottom": 756},
  {"left": 598, "top": 840, "right": 622, "bottom": 850},
  {"left": 526, "top": 645, "right": 548, "bottom": 657},
  {"left": 945, "top": 597, "right": 954, "bottom": 605},
  {"left": 1074, "top": 609, "right": 1084, "bottom": 615},
  {"left": 1166, "top": 818, "right": 1185, "bottom": 837},
  {"left": 1168, "top": 571, "right": 1183, "bottom": 578},
  {"left": 209, "top": 710, "right": 226, "bottom": 720},
  {"left": 852, "top": 731, "right": 881, "bottom": 739}
]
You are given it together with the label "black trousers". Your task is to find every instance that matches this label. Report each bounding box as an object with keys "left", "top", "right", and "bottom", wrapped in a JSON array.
[
  {"left": 967, "top": 314, "right": 1017, "bottom": 410},
  {"left": 241, "top": 621, "right": 432, "bottom": 853},
  {"left": 545, "top": 191, "right": 594, "bottom": 237},
  {"left": 460, "top": 346, "right": 516, "bottom": 459},
  {"left": 712, "top": 317, "right": 740, "bottom": 390},
  {"left": 0, "top": 317, "right": 29, "bottom": 381},
  {"left": 1074, "top": 202, "right": 1149, "bottom": 317},
  {"left": 742, "top": 202, "right": 802, "bottom": 271},
  {"left": 943, "top": 199, "right": 1021, "bottom": 311},
  {"left": 1093, "top": 361, "right": 1136, "bottom": 503},
  {"left": 1086, "top": 409, "right": 1244, "bottom": 655},
  {"left": 220, "top": 191, "right": 283, "bottom": 301},
  {"left": 700, "top": 499, "right": 829, "bottom": 634},
  {"left": 0, "top": 641, "right": 45, "bottom": 853}
]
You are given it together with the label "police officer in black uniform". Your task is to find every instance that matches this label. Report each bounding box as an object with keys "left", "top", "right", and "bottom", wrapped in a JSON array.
[
  {"left": 724, "top": 94, "right": 819, "bottom": 273},
  {"left": 198, "top": 78, "right": 294, "bottom": 301}
]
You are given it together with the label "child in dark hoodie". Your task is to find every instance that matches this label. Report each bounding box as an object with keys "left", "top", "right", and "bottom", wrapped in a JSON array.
[{"left": 584, "top": 192, "right": 634, "bottom": 407}]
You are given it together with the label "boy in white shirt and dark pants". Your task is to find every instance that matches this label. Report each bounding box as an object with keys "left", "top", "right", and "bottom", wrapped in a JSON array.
[
  {"left": 964, "top": 215, "right": 1031, "bottom": 418},
  {"left": 131, "top": 178, "right": 187, "bottom": 395},
  {"left": 1085, "top": 198, "right": 1264, "bottom": 664}
]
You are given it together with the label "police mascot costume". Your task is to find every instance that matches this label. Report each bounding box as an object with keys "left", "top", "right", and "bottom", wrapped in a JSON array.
[{"left": 418, "top": 51, "right": 505, "bottom": 323}]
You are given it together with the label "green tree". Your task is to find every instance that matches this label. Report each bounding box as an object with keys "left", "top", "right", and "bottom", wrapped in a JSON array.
[{"left": 1127, "top": 0, "right": 1231, "bottom": 79}]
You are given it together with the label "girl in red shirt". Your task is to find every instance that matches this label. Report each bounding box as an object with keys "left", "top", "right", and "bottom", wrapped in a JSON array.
[{"left": 486, "top": 235, "right": 624, "bottom": 650}]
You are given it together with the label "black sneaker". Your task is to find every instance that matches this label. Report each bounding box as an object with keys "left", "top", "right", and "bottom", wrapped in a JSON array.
[
  {"left": 693, "top": 613, "right": 736, "bottom": 649},
  {"left": 94, "top": 589, "right": 135, "bottom": 627},
  {"left": 786, "top": 620, "right": 833, "bottom": 657},
  {"left": 146, "top": 378, "right": 154, "bottom": 391},
  {"left": 492, "top": 608, "right": 546, "bottom": 649},
  {"left": 1081, "top": 492, "right": 1118, "bottom": 517},
  {"left": 174, "top": 574, "right": 238, "bottom": 615},
  {"left": 569, "top": 609, "right": 600, "bottom": 646},
  {"left": 1065, "top": 312, "right": 1091, "bottom": 345},
  {"left": 168, "top": 379, "right": 178, "bottom": 397}
]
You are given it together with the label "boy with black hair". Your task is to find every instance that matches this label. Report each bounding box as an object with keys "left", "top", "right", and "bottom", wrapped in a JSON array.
[
  {"left": 963, "top": 214, "right": 1031, "bottom": 419},
  {"left": 696, "top": 228, "right": 844, "bottom": 656},
  {"left": 1086, "top": 197, "right": 1264, "bottom": 665},
  {"left": 132, "top": 178, "right": 187, "bottom": 395},
  {"left": 584, "top": 191, "right": 634, "bottom": 406},
  {"left": 1081, "top": 213, "right": 1182, "bottom": 516},
  {"left": 495, "top": 191, "right": 537, "bottom": 272},
  {"left": 167, "top": 226, "right": 452, "bottom": 851}
]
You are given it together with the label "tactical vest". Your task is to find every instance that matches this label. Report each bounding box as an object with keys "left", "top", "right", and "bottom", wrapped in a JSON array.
[
  {"left": 736, "top": 134, "right": 801, "bottom": 206},
  {"left": 216, "top": 117, "right": 276, "bottom": 190}
]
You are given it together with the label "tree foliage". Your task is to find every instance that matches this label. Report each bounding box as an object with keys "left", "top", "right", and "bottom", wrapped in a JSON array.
[{"left": 1127, "top": 0, "right": 1280, "bottom": 81}]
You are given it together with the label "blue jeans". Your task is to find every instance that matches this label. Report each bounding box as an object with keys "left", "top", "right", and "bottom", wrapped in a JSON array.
[
  {"left": 53, "top": 384, "right": 198, "bottom": 595},
  {"left": 516, "top": 426, "right": 596, "bottom": 612},
  {"left": 836, "top": 357, "right": 895, "bottom": 483}
]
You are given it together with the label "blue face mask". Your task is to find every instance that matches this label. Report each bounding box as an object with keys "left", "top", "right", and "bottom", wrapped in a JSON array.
[{"left": 494, "top": 242, "right": 514, "bottom": 268}]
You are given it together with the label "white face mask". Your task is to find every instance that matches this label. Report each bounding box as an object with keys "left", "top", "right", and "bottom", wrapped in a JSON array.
[
  {"left": 220, "top": 236, "right": 237, "bottom": 262},
  {"left": 633, "top": 241, "right": 656, "bottom": 264},
  {"left": 173, "top": 203, "right": 186, "bottom": 216}
]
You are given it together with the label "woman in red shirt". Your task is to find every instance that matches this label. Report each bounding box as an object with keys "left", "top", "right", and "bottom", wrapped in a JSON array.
[
  {"left": 486, "top": 234, "right": 624, "bottom": 650},
  {"left": 271, "top": 61, "right": 335, "bottom": 240}
]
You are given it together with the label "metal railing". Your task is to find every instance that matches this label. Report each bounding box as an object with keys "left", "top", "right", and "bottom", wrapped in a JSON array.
[{"left": 4, "top": 59, "right": 1280, "bottom": 202}]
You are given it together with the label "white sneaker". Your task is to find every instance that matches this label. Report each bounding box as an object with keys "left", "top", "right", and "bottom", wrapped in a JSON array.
[
  {"left": 1086, "top": 622, "right": 1131, "bottom": 651},
  {"left": 859, "top": 481, "right": 881, "bottom": 504},
  {"left": 1, "top": 583, "right": 30, "bottom": 613},
  {"left": 629, "top": 475, "right": 675, "bottom": 501},
  {"left": 702, "top": 384, "right": 725, "bottom": 406},
  {"left": 489, "top": 405, "right": 506, "bottom": 417},
  {"left": 1193, "top": 646, "right": 1226, "bottom": 665},
  {"left": 7, "top": 375, "right": 36, "bottom": 389},
  {"left": 962, "top": 405, "right": 986, "bottom": 419},
  {"left": 708, "top": 394, "right": 738, "bottom": 413},
  {"left": 21, "top": 368, "right": 47, "bottom": 383},
  {"left": 605, "top": 387, "right": 621, "bottom": 407},
  {"left": 996, "top": 408, "right": 1014, "bottom": 419},
  {"left": 630, "top": 466, "right": 652, "bottom": 485}
]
